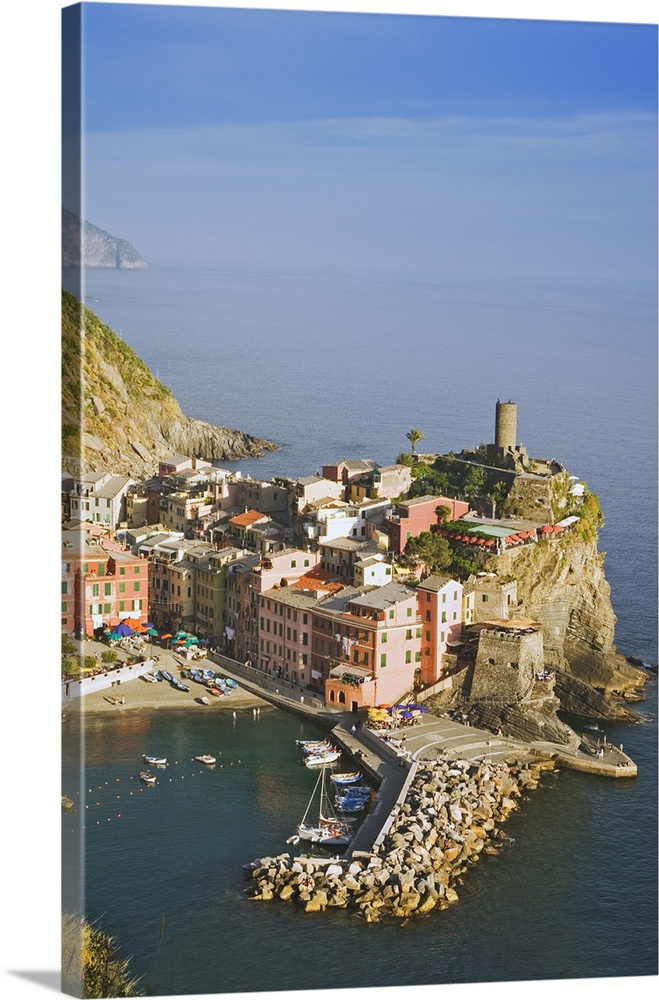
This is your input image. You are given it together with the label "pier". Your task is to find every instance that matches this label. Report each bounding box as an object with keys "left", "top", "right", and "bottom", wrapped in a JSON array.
[{"left": 209, "top": 653, "right": 637, "bottom": 857}]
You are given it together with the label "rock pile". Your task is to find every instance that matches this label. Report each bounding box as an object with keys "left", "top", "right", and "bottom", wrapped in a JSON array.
[{"left": 245, "top": 755, "right": 554, "bottom": 922}]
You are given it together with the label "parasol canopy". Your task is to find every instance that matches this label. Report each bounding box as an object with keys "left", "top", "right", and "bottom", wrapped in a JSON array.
[{"left": 114, "top": 622, "right": 134, "bottom": 637}]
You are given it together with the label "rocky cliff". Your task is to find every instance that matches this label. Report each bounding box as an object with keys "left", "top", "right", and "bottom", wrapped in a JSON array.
[
  {"left": 62, "top": 208, "right": 148, "bottom": 269},
  {"left": 486, "top": 533, "right": 648, "bottom": 722},
  {"left": 62, "top": 290, "right": 277, "bottom": 479}
]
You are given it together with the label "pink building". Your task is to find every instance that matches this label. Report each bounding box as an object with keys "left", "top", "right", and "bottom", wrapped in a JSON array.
[
  {"left": 416, "top": 575, "right": 464, "bottom": 685},
  {"left": 227, "top": 548, "right": 320, "bottom": 664},
  {"left": 383, "top": 494, "right": 470, "bottom": 556},
  {"left": 317, "top": 582, "right": 422, "bottom": 708},
  {"left": 62, "top": 529, "right": 150, "bottom": 637},
  {"left": 257, "top": 586, "right": 321, "bottom": 687}
]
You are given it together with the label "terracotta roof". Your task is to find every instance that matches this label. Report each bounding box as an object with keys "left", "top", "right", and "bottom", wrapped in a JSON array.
[{"left": 229, "top": 509, "right": 268, "bottom": 528}]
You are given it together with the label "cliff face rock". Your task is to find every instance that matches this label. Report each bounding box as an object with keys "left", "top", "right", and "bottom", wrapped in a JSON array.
[
  {"left": 62, "top": 290, "right": 277, "bottom": 479},
  {"left": 488, "top": 536, "right": 647, "bottom": 721},
  {"left": 62, "top": 207, "right": 148, "bottom": 269}
]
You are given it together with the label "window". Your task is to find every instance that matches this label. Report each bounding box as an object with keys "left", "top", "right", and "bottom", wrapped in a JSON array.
[
  {"left": 302, "top": 614, "right": 308, "bottom": 625},
  {"left": 426, "top": 593, "right": 430, "bottom": 602},
  {"left": 380, "top": 654, "right": 387, "bottom": 668},
  {"left": 453, "top": 591, "right": 458, "bottom": 600},
  {"left": 482, "top": 594, "right": 489, "bottom": 602},
  {"left": 405, "top": 650, "right": 411, "bottom": 664},
  {"left": 119, "top": 601, "right": 125, "bottom": 612},
  {"left": 135, "top": 567, "right": 140, "bottom": 574},
  {"left": 363, "top": 652, "right": 369, "bottom": 666},
  {"left": 406, "top": 607, "right": 412, "bottom": 617},
  {"left": 381, "top": 633, "right": 387, "bottom": 643},
  {"left": 425, "top": 611, "right": 431, "bottom": 622},
  {"left": 406, "top": 629, "right": 412, "bottom": 640},
  {"left": 104, "top": 583, "right": 111, "bottom": 596},
  {"left": 61, "top": 601, "right": 68, "bottom": 613},
  {"left": 92, "top": 583, "right": 99, "bottom": 597},
  {"left": 291, "top": 560, "right": 297, "bottom": 568},
  {"left": 425, "top": 631, "right": 430, "bottom": 642},
  {"left": 442, "top": 592, "right": 446, "bottom": 603},
  {"left": 304, "top": 559, "right": 310, "bottom": 567},
  {"left": 441, "top": 611, "right": 447, "bottom": 623},
  {"left": 389, "top": 610, "right": 394, "bottom": 619},
  {"left": 134, "top": 582, "right": 140, "bottom": 592},
  {"left": 440, "top": 631, "right": 445, "bottom": 641},
  {"left": 120, "top": 567, "right": 126, "bottom": 575},
  {"left": 415, "top": 651, "right": 421, "bottom": 662},
  {"left": 61, "top": 581, "right": 68, "bottom": 595},
  {"left": 103, "top": 604, "right": 111, "bottom": 614},
  {"left": 119, "top": 582, "right": 125, "bottom": 593},
  {"left": 416, "top": 627, "right": 422, "bottom": 638}
]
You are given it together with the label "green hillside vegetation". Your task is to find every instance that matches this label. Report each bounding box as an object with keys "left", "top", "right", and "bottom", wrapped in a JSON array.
[
  {"left": 61, "top": 289, "right": 276, "bottom": 477},
  {"left": 62, "top": 289, "right": 178, "bottom": 456}
]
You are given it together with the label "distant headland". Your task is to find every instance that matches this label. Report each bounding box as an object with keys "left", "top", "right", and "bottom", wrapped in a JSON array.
[{"left": 62, "top": 207, "right": 148, "bottom": 270}]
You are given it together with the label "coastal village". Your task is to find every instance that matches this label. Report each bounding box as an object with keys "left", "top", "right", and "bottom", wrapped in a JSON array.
[
  {"left": 63, "top": 398, "right": 649, "bottom": 925},
  {"left": 62, "top": 399, "right": 639, "bottom": 732}
]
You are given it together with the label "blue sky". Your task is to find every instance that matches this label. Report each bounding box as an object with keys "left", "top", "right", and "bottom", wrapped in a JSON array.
[{"left": 62, "top": 2, "right": 657, "bottom": 279}]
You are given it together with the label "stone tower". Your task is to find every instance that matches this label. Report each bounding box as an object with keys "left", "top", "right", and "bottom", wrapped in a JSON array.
[{"left": 495, "top": 400, "right": 517, "bottom": 453}]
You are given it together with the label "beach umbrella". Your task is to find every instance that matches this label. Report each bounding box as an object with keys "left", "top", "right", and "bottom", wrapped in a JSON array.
[
  {"left": 114, "top": 622, "right": 134, "bottom": 637},
  {"left": 399, "top": 710, "right": 414, "bottom": 719},
  {"left": 161, "top": 633, "right": 173, "bottom": 640},
  {"left": 144, "top": 622, "right": 155, "bottom": 628},
  {"left": 146, "top": 628, "right": 159, "bottom": 637},
  {"left": 107, "top": 632, "right": 123, "bottom": 642}
]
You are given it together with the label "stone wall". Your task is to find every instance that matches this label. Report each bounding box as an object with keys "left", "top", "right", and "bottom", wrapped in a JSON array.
[{"left": 469, "top": 629, "right": 543, "bottom": 703}]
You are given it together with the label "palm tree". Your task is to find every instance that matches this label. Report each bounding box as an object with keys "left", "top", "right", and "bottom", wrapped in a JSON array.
[{"left": 405, "top": 428, "right": 424, "bottom": 457}]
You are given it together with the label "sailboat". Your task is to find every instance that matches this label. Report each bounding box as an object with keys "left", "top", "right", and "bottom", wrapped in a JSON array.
[{"left": 288, "top": 766, "right": 353, "bottom": 849}]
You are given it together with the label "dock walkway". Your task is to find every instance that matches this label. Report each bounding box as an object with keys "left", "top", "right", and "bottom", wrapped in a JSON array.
[{"left": 209, "top": 653, "right": 637, "bottom": 857}]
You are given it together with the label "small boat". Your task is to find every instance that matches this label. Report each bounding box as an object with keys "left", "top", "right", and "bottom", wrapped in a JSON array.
[
  {"left": 290, "top": 767, "right": 353, "bottom": 848},
  {"left": 141, "top": 672, "right": 158, "bottom": 683},
  {"left": 304, "top": 750, "right": 341, "bottom": 767},
  {"left": 143, "top": 755, "right": 167, "bottom": 766},
  {"left": 336, "top": 794, "right": 370, "bottom": 813},
  {"left": 195, "top": 754, "right": 216, "bottom": 765},
  {"left": 331, "top": 771, "right": 362, "bottom": 785},
  {"left": 173, "top": 679, "right": 189, "bottom": 691},
  {"left": 61, "top": 795, "right": 74, "bottom": 810},
  {"left": 224, "top": 677, "right": 238, "bottom": 689},
  {"left": 300, "top": 740, "right": 333, "bottom": 755},
  {"left": 200, "top": 696, "right": 210, "bottom": 706},
  {"left": 161, "top": 669, "right": 174, "bottom": 683},
  {"left": 140, "top": 771, "right": 157, "bottom": 784},
  {"left": 208, "top": 686, "right": 224, "bottom": 698},
  {"left": 296, "top": 738, "right": 330, "bottom": 748}
]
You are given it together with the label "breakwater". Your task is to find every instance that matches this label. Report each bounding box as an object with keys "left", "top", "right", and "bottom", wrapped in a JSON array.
[{"left": 244, "top": 753, "right": 555, "bottom": 921}]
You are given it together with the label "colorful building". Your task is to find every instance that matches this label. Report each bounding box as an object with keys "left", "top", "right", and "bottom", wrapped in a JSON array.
[
  {"left": 416, "top": 575, "right": 464, "bottom": 685},
  {"left": 383, "top": 494, "right": 470, "bottom": 556},
  {"left": 62, "top": 529, "right": 149, "bottom": 636}
]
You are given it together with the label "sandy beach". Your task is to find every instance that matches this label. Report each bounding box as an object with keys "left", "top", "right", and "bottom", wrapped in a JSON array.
[{"left": 63, "top": 644, "right": 269, "bottom": 716}]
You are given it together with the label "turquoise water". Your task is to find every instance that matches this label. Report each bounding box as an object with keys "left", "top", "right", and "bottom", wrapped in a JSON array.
[{"left": 62, "top": 262, "right": 657, "bottom": 993}]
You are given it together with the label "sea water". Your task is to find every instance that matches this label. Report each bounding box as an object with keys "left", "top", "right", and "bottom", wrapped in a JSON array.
[{"left": 62, "top": 261, "right": 657, "bottom": 992}]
